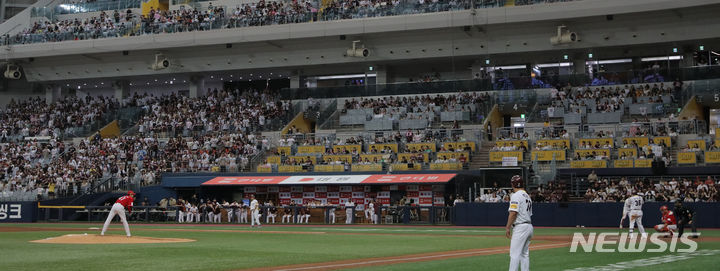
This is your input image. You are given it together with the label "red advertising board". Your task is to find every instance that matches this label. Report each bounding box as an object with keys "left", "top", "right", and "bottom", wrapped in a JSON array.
[
  {"left": 419, "top": 185, "right": 433, "bottom": 191},
  {"left": 419, "top": 198, "right": 433, "bottom": 205},
  {"left": 360, "top": 174, "right": 456, "bottom": 184},
  {"left": 203, "top": 176, "right": 288, "bottom": 185}
]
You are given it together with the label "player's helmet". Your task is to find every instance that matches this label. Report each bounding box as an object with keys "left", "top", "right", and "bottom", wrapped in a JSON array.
[
  {"left": 510, "top": 175, "right": 523, "bottom": 188},
  {"left": 660, "top": 205, "right": 668, "bottom": 212}
]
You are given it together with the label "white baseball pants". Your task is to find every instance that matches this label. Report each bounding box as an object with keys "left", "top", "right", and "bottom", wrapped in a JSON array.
[
  {"left": 509, "top": 223, "right": 533, "bottom": 271},
  {"left": 100, "top": 203, "right": 131, "bottom": 237},
  {"left": 251, "top": 211, "right": 261, "bottom": 227},
  {"left": 629, "top": 210, "right": 645, "bottom": 234}
]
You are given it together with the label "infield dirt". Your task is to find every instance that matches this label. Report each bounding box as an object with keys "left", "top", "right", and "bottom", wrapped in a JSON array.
[{"left": 30, "top": 234, "right": 196, "bottom": 244}]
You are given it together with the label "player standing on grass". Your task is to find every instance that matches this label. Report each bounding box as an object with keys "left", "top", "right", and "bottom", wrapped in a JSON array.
[
  {"left": 250, "top": 194, "right": 262, "bottom": 228},
  {"left": 621, "top": 191, "right": 646, "bottom": 238},
  {"left": 101, "top": 190, "right": 135, "bottom": 237},
  {"left": 505, "top": 175, "right": 532, "bottom": 271}
]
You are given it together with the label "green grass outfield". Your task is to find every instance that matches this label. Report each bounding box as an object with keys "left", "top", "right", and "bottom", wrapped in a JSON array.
[{"left": 0, "top": 223, "right": 718, "bottom": 271}]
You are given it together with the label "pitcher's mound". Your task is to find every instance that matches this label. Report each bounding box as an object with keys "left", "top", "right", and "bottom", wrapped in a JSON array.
[{"left": 30, "top": 234, "right": 195, "bottom": 244}]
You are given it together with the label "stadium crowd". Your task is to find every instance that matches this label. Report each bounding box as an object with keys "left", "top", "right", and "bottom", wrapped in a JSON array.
[
  {"left": 583, "top": 174, "right": 719, "bottom": 203},
  {"left": 0, "top": 95, "right": 119, "bottom": 142},
  {"left": 0, "top": 88, "right": 286, "bottom": 200},
  {"left": 135, "top": 88, "right": 290, "bottom": 137}
]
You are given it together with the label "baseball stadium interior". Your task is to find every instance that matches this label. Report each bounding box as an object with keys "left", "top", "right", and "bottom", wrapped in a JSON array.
[{"left": 0, "top": 0, "right": 719, "bottom": 270}]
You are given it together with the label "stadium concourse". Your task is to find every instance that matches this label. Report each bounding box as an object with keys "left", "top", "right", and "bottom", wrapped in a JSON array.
[{"left": 1, "top": 0, "right": 720, "bottom": 270}]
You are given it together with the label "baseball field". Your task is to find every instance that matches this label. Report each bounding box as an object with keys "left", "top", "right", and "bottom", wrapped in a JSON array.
[{"left": 1, "top": 223, "right": 718, "bottom": 271}]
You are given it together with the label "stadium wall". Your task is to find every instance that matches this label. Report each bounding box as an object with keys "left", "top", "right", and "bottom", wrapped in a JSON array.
[
  {"left": 454, "top": 202, "right": 720, "bottom": 228},
  {"left": 0, "top": 201, "right": 37, "bottom": 223}
]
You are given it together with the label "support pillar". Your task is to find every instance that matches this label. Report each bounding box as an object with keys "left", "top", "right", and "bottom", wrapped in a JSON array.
[
  {"left": 290, "top": 70, "right": 301, "bottom": 89},
  {"left": 189, "top": 76, "right": 205, "bottom": 98},
  {"left": 374, "top": 65, "right": 388, "bottom": 94},
  {"left": 572, "top": 57, "right": 587, "bottom": 75},
  {"left": 113, "top": 80, "right": 129, "bottom": 103},
  {"left": 45, "top": 84, "right": 61, "bottom": 103},
  {"left": 471, "top": 60, "right": 485, "bottom": 79},
  {"left": 374, "top": 65, "right": 388, "bottom": 85},
  {"left": 681, "top": 52, "right": 695, "bottom": 68}
]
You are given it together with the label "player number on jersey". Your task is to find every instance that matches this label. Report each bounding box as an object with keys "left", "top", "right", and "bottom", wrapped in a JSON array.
[{"left": 526, "top": 199, "right": 532, "bottom": 212}]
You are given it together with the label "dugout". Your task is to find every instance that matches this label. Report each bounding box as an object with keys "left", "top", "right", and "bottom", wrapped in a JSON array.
[{"left": 160, "top": 168, "right": 525, "bottom": 224}]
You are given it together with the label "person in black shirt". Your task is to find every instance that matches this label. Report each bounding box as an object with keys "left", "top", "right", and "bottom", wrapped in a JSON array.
[{"left": 674, "top": 200, "right": 698, "bottom": 238}]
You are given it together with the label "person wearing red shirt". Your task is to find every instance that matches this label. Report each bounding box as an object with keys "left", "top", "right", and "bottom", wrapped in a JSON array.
[
  {"left": 654, "top": 205, "right": 677, "bottom": 236},
  {"left": 101, "top": 191, "right": 135, "bottom": 237}
]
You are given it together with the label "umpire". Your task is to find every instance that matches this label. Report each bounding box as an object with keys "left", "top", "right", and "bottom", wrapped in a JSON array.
[{"left": 674, "top": 200, "right": 698, "bottom": 238}]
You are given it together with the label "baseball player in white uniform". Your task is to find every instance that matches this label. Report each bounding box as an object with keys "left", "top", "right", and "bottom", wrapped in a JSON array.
[
  {"left": 505, "top": 175, "right": 532, "bottom": 271},
  {"left": 265, "top": 201, "right": 277, "bottom": 224},
  {"left": 345, "top": 200, "right": 355, "bottom": 224},
  {"left": 184, "top": 201, "right": 193, "bottom": 223},
  {"left": 240, "top": 202, "right": 249, "bottom": 223},
  {"left": 328, "top": 205, "right": 336, "bottom": 224},
  {"left": 364, "top": 202, "right": 373, "bottom": 223},
  {"left": 189, "top": 204, "right": 198, "bottom": 223},
  {"left": 177, "top": 199, "right": 186, "bottom": 223},
  {"left": 250, "top": 195, "right": 262, "bottom": 228},
  {"left": 621, "top": 192, "right": 646, "bottom": 237}
]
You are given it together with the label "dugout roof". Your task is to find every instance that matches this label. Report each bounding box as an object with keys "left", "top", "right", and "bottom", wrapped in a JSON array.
[{"left": 201, "top": 174, "right": 456, "bottom": 186}]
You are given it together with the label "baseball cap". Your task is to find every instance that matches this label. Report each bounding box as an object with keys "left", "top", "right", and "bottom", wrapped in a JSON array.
[{"left": 128, "top": 190, "right": 136, "bottom": 196}]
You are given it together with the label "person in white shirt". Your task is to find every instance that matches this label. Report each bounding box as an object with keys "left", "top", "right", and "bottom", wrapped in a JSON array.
[
  {"left": 250, "top": 194, "right": 261, "bottom": 228},
  {"left": 506, "top": 175, "right": 533, "bottom": 271},
  {"left": 328, "top": 204, "right": 337, "bottom": 224},
  {"left": 184, "top": 201, "right": 193, "bottom": 223},
  {"left": 486, "top": 191, "right": 502, "bottom": 203},
  {"left": 344, "top": 200, "right": 355, "bottom": 224}
]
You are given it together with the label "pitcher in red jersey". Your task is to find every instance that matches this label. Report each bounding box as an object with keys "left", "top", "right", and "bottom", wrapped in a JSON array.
[{"left": 101, "top": 190, "right": 136, "bottom": 237}]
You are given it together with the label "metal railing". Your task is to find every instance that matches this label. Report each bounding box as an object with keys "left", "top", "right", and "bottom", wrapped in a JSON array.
[
  {"left": 40, "top": 204, "right": 453, "bottom": 225},
  {"left": 32, "top": 0, "right": 142, "bottom": 18}
]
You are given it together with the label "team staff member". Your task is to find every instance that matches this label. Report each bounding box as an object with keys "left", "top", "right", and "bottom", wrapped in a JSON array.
[
  {"left": 674, "top": 200, "right": 698, "bottom": 238},
  {"left": 101, "top": 190, "right": 135, "bottom": 237},
  {"left": 250, "top": 195, "right": 262, "bottom": 228},
  {"left": 505, "top": 175, "right": 532, "bottom": 271}
]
